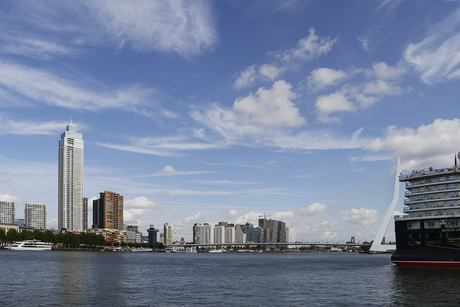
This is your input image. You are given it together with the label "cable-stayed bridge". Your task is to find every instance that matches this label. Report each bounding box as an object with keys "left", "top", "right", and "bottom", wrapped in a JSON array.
[{"left": 172, "top": 159, "right": 401, "bottom": 253}]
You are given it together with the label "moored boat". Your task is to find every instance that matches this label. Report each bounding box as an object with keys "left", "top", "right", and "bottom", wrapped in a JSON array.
[
  {"left": 8, "top": 240, "right": 53, "bottom": 251},
  {"left": 392, "top": 160, "right": 460, "bottom": 266}
]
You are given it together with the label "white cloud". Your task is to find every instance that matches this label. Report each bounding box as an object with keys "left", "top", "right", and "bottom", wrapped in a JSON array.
[
  {"left": 271, "top": 210, "right": 295, "bottom": 222},
  {"left": 362, "top": 79, "right": 403, "bottom": 96},
  {"left": 234, "top": 66, "right": 257, "bottom": 90},
  {"left": 0, "top": 193, "right": 23, "bottom": 204},
  {"left": 153, "top": 165, "right": 215, "bottom": 176},
  {"left": 313, "top": 62, "right": 407, "bottom": 123},
  {"left": 124, "top": 196, "right": 160, "bottom": 209},
  {"left": 259, "top": 64, "right": 283, "bottom": 80},
  {"left": 192, "top": 103, "right": 368, "bottom": 151},
  {"left": 160, "top": 165, "right": 179, "bottom": 175},
  {"left": 224, "top": 209, "right": 239, "bottom": 218},
  {"left": 278, "top": 27, "right": 338, "bottom": 65},
  {"left": 364, "top": 118, "right": 460, "bottom": 170},
  {"left": 183, "top": 213, "right": 203, "bottom": 224},
  {"left": 233, "top": 211, "right": 264, "bottom": 225},
  {"left": 307, "top": 68, "right": 347, "bottom": 91},
  {"left": 340, "top": 208, "right": 379, "bottom": 225},
  {"left": 233, "top": 28, "right": 337, "bottom": 89},
  {"left": 315, "top": 92, "right": 354, "bottom": 123},
  {"left": 371, "top": 62, "right": 406, "bottom": 80},
  {"left": 124, "top": 208, "right": 152, "bottom": 224},
  {"left": 300, "top": 202, "right": 327, "bottom": 216},
  {"left": 234, "top": 80, "right": 305, "bottom": 128},
  {"left": 404, "top": 7, "right": 460, "bottom": 84},
  {"left": 156, "top": 190, "right": 171, "bottom": 197}
]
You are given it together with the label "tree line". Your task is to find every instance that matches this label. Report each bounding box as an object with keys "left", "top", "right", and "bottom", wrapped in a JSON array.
[{"left": 0, "top": 228, "right": 165, "bottom": 249}]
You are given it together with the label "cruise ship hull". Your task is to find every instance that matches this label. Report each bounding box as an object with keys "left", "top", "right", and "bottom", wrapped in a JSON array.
[
  {"left": 391, "top": 217, "right": 460, "bottom": 267},
  {"left": 391, "top": 247, "right": 460, "bottom": 266}
]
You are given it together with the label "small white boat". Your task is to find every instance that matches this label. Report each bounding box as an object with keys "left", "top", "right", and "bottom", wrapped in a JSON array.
[
  {"left": 185, "top": 247, "right": 198, "bottom": 253},
  {"left": 209, "top": 249, "right": 222, "bottom": 253},
  {"left": 8, "top": 240, "right": 53, "bottom": 251}
]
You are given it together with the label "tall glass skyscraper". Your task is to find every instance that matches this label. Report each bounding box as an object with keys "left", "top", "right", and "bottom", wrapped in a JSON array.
[{"left": 58, "top": 122, "right": 84, "bottom": 232}]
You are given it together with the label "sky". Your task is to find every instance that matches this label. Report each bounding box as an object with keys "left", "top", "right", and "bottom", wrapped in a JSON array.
[{"left": 1, "top": 0, "right": 460, "bottom": 242}]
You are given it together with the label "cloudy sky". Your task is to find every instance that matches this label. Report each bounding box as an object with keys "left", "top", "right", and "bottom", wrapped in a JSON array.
[{"left": 1, "top": 0, "right": 460, "bottom": 242}]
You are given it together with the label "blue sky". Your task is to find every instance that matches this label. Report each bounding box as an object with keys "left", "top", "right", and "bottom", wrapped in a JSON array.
[{"left": 1, "top": 0, "right": 460, "bottom": 242}]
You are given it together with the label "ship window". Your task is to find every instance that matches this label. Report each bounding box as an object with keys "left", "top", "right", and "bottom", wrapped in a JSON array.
[
  {"left": 449, "top": 175, "right": 456, "bottom": 181},
  {"left": 425, "top": 232, "right": 441, "bottom": 239},
  {"left": 408, "top": 232, "right": 422, "bottom": 240},
  {"left": 440, "top": 177, "right": 446, "bottom": 182},
  {"left": 447, "top": 219, "right": 460, "bottom": 227},
  {"left": 447, "top": 232, "right": 460, "bottom": 240},
  {"left": 425, "top": 221, "right": 438, "bottom": 228},
  {"left": 407, "top": 221, "right": 420, "bottom": 229}
]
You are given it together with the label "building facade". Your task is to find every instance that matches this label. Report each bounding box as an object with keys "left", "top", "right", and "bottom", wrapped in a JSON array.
[
  {"left": 58, "top": 122, "right": 84, "bottom": 232},
  {"left": 0, "top": 201, "right": 15, "bottom": 224},
  {"left": 164, "top": 223, "right": 173, "bottom": 246},
  {"left": 24, "top": 203, "right": 46, "bottom": 229},
  {"left": 93, "top": 191, "right": 124, "bottom": 230},
  {"left": 147, "top": 225, "right": 159, "bottom": 243}
]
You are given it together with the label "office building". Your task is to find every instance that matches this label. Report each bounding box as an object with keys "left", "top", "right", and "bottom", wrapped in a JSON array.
[
  {"left": 24, "top": 203, "right": 46, "bottom": 229},
  {"left": 0, "top": 201, "right": 15, "bottom": 224},
  {"left": 147, "top": 225, "right": 159, "bottom": 243},
  {"left": 93, "top": 191, "right": 124, "bottom": 230},
  {"left": 58, "top": 122, "right": 84, "bottom": 232}
]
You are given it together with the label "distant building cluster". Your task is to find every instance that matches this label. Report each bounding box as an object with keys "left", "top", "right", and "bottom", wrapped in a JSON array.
[
  {"left": 0, "top": 123, "right": 291, "bottom": 245},
  {"left": 1, "top": 201, "right": 46, "bottom": 230},
  {"left": 193, "top": 218, "right": 290, "bottom": 245}
]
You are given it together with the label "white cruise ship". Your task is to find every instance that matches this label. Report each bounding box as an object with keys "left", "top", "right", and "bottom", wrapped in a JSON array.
[{"left": 8, "top": 240, "right": 53, "bottom": 251}]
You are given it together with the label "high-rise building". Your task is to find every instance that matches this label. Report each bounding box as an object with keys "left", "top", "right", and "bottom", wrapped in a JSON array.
[
  {"left": 93, "top": 191, "right": 124, "bottom": 230},
  {"left": 164, "top": 222, "right": 173, "bottom": 246},
  {"left": 24, "top": 203, "right": 46, "bottom": 229},
  {"left": 82, "top": 197, "right": 88, "bottom": 231},
  {"left": 58, "top": 122, "right": 84, "bottom": 232},
  {"left": 147, "top": 225, "right": 159, "bottom": 243},
  {"left": 0, "top": 201, "right": 15, "bottom": 224}
]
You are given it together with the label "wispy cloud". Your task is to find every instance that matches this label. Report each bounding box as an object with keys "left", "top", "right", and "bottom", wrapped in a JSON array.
[
  {"left": 404, "top": 6, "right": 460, "bottom": 84},
  {"left": 154, "top": 165, "right": 215, "bottom": 176},
  {"left": 0, "top": 0, "right": 217, "bottom": 59},
  {"left": 96, "top": 135, "right": 224, "bottom": 157},
  {"left": 0, "top": 117, "right": 72, "bottom": 135},
  {"left": 0, "top": 62, "right": 157, "bottom": 112}
]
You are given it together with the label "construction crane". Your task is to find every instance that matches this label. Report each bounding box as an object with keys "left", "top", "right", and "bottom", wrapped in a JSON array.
[{"left": 258, "top": 213, "right": 271, "bottom": 228}]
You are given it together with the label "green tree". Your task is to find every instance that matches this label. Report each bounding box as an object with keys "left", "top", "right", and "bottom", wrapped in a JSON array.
[
  {"left": 0, "top": 228, "right": 6, "bottom": 242},
  {"left": 43, "top": 230, "right": 55, "bottom": 243},
  {"left": 6, "top": 229, "right": 19, "bottom": 242}
]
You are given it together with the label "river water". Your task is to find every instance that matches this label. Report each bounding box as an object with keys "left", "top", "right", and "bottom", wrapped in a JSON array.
[{"left": 1, "top": 250, "right": 459, "bottom": 306}]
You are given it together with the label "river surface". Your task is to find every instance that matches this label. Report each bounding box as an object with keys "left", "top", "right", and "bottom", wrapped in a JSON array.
[{"left": 1, "top": 250, "right": 460, "bottom": 306}]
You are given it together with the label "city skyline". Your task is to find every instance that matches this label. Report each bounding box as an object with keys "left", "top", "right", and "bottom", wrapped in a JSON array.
[{"left": 1, "top": 1, "right": 460, "bottom": 241}]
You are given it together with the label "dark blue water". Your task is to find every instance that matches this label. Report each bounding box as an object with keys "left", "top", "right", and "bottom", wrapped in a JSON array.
[{"left": 1, "top": 250, "right": 460, "bottom": 306}]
